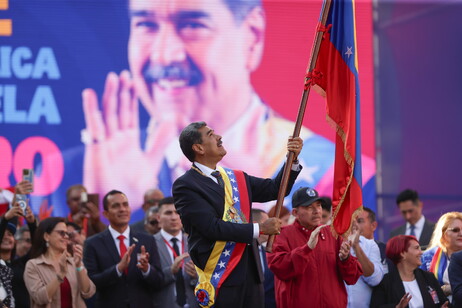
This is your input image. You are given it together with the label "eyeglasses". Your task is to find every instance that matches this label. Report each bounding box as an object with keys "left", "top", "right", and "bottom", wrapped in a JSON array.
[
  {"left": 148, "top": 220, "right": 158, "bottom": 226},
  {"left": 53, "top": 230, "right": 71, "bottom": 238},
  {"left": 68, "top": 230, "right": 80, "bottom": 238},
  {"left": 447, "top": 227, "right": 462, "bottom": 233}
]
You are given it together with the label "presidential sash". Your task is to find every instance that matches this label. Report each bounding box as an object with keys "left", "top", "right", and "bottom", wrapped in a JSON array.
[{"left": 194, "top": 167, "right": 251, "bottom": 307}]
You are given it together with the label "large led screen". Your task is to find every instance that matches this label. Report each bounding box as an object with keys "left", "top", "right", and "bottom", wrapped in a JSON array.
[{"left": 1, "top": 0, "right": 375, "bottom": 221}]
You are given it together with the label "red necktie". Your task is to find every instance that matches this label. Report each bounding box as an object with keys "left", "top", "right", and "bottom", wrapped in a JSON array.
[{"left": 117, "top": 235, "right": 128, "bottom": 274}]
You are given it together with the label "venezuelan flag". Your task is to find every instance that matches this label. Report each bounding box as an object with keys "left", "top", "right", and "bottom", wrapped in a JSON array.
[{"left": 313, "top": 0, "right": 363, "bottom": 236}]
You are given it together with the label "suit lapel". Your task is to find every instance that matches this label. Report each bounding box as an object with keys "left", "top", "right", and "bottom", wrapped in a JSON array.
[
  {"left": 155, "top": 233, "right": 173, "bottom": 266},
  {"left": 190, "top": 168, "right": 224, "bottom": 199},
  {"left": 102, "top": 229, "right": 121, "bottom": 265}
]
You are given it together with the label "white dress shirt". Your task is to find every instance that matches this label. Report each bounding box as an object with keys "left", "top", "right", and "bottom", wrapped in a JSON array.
[
  {"left": 406, "top": 215, "right": 426, "bottom": 241},
  {"left": 160, "top": 229, "right": 184, "bottom": 261},
  {"left": 346, "top": 236, "right": 384, "bottom": 308}
]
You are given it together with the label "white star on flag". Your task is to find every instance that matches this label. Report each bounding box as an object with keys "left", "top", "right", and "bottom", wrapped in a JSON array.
[
  {"left": 298, "top": 163, "right": 319, "bottom": 184},
  {"left": 233, "top": 196, "right": 239, "bottom": 203},
  {"left": 213, "top": 272, "right": 221, "bottom": 280},
  {"left": 227, "top": 171, "right": 232, "bottom": 175},
  {"left": 223, "top": 250, "right": 231, "bottom": 257},
  {"left": 345, "top": 46, "right": 353, "bottom": 58},
  {"left": 218, "top": 261, "right": 226, "bottom": 268},
  {"left": 230, "top": 178, "right": 236, "bottom": 183},
  {"left": 233, "top": 186, "right": 238, "bottom": 192}
]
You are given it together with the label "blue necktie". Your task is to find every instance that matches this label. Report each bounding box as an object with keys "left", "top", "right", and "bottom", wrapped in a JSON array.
[{"left": 410, "top": 224, "right": 416, "bottom": 237}]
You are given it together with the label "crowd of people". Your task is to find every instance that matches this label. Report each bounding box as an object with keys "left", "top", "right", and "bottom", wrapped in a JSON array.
[{"left": 1, "top": 122, "right": 461, "bottom": 308}]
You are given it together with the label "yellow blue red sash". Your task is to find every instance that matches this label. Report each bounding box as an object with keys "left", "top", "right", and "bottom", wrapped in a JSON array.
[{"left": 194, "top": 167, "right": 250, "bottom": 307}]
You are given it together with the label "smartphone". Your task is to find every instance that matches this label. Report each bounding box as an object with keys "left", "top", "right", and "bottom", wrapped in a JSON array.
[
  {"left": 80, "top": 191, "right": 88, "bottom": 203},
  {"left": 14, "top": 194, "right": 27, "bottom": 215},
  {"left": 87, "top": 193, "right": 99, "bottom": 207},
  {"left": 22, "top": 169, "right": 34, "bottom": 193}
]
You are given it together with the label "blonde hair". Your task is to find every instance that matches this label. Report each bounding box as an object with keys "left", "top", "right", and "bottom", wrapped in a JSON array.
[{"left": 428, "top": 212, "right": 462, "bottom": 253}]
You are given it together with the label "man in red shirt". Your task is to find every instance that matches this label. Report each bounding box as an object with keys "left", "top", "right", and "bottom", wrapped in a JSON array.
[{"left": 267, "top": 187, "right": 363, "bottom": 308}]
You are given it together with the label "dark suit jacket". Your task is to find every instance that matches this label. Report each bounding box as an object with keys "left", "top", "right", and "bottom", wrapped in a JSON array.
[
  {"left": 152, "top": 232, "right": 198, "bottom": 308},
  {"left": 172, "top": 164, "right": 300, "bottom": 287},
  {"left": 130, "top": 219, "right": 149, "bottom": 235},
  {"left": 449, "top": 250, "right": 462, "bottom": 307},
  {"left": 259, "top": 245, "right": 276, "bottom": 308},
  {"left": 83, "top": 228, "right": 163, "bottom": 308},
  {"left": 389, "top": 218, "right": 435, "bottom": 249},
  {"left": 370, "top": 267, "right": 449, "bottom": 308}
]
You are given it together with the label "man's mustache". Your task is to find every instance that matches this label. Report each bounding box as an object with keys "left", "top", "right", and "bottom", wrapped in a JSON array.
[{"left": 143, "top": 59, "right": 203, "bottom": 86}]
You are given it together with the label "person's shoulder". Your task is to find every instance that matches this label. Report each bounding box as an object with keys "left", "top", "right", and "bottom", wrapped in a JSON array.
[
  {"left": 86, "top": 228, "right": 109, "bottom": 244},
  {"left": 452, "top": 250, "right": 462, "bottom": 262},
  {"left": 173, "top": 169, "right": 196, "bottom": 188},
  {"left": 130, "top": 219, "right": 144, "bottom": 229},
  {"left": 153, "top": 232, "right": 163, "bottom": 241},
  {"left": 390, "top": 224, "right": 405, "bottom": 237},
  {"left": 424, "top": 218, "right": 436, "bottom": 228},
  {"left": 416, "top": 267, "right": 438, "bottom": 282}
]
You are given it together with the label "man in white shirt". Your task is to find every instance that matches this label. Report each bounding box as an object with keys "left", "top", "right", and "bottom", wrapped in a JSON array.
[{"left": 346, "top": 212, "right": 384, "bottom": 308}]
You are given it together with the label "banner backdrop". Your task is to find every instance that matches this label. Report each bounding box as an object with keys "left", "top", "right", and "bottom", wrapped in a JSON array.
[{"left": 1, "top": 0, "right": 375, "bottom": 222}]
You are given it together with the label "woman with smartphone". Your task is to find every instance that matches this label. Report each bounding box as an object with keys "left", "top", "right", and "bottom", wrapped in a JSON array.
[{"left": 24, "top": 217, "right": 95, "bottom": 308}]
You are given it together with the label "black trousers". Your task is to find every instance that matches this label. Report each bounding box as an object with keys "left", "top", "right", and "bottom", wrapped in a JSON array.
[{"left": 214, "top": 247, "right": 264, "bottom": 308}]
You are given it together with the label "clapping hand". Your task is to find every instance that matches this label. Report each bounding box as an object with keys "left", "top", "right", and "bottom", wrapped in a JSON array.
[
  {"left": 73, "top": 244, "right": 84, "bottom": 268},
  {"left": 395, "top": 293, "right": 411, "bottom": 308},
  {"left": 307, "top": 225, "right": 325, "bottom": 249},
  {"left": 117, "top": 244, "right": 135, "bottom": 273},
  {"left": 136, "top": 245, "right": 150, "bottom": 273},
  {"left": 171, "top": 253, "right": 190, "bottom": 275}
]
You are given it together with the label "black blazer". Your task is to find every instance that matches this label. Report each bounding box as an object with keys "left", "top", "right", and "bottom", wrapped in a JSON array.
[
  {"left": 172, "top": 164, "right": 300, "bottom": 286},
  {"left": 389, "top": 219, "right": 435, "bottom": 249},
  {"left": 370, "top": 267, "right": 449, "bottom": 308},
  {"left": 83, "top": 229, "right": 164, "bottom": 308},
  {"left": 449, "top": 250, "right": 462, "bottom": 307}
]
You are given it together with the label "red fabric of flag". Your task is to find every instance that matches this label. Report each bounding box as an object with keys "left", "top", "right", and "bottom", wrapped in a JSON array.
[{"left": 312, "top": 0, "right": 363, "bottom": 236}]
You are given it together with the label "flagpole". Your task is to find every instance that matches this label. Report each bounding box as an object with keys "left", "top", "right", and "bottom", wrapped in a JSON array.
[{"left": 266, "top": 0, "right": 332, "bottom": 253}]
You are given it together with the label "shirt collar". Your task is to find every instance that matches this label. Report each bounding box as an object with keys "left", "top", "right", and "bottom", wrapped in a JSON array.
[
  {"left": 108, "top": 225, "right": 130, "bottom": 241},
  {"left": 36, "top": 252, "right": 72, "bottom": 266},
  {"left": 407, "top": 215, "right": 425, "bottom": 230},
  {"left": 194, "top": 161, "right": 217, "bottom": 177},
  {"left": 160, "top": 229, "right": 183, "bottom": 244}
]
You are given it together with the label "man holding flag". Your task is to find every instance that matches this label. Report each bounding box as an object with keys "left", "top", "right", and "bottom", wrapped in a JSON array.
[{"left": 172, "top": 121, "right": 303, "bottom": 308}]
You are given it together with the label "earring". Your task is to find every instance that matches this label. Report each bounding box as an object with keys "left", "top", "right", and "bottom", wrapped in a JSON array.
[{"left": 46, "top": 241, "right": 49, "bottom": 248}]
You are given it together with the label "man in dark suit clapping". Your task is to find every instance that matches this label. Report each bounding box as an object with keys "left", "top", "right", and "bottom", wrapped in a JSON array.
[
  {"left": 83, "top": 190, "right": 164, "bottom": 308},
  {"left": 172, "top": 121, "right": 303, "bottom": 308}
]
